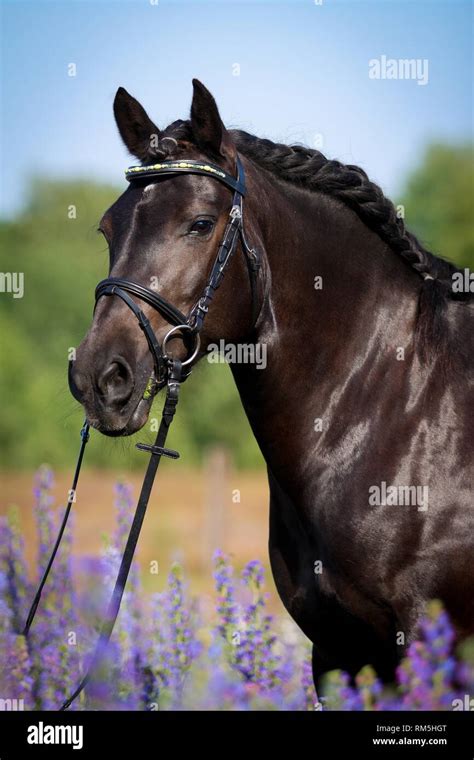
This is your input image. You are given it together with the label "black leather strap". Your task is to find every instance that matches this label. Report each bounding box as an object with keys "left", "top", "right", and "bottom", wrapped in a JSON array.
[
  {"left": 95, "top": 283, "right": 169, "bottom": 384},
  {"left": 188, "top": 204, "right": 243, "bottom": 331},
  {"left": 95, "top": 279, "right": 187, "bottom": 327},
  {"left": 22, "top": 421, "right": 90, "bottom": 638}
]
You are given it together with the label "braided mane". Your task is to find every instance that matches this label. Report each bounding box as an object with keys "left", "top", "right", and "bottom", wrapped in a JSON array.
[
  {"left": 153, "top": 121, "right": 471, "bottom": 308},
  {"left": 232, "top": 131, "right": 468, "bottom": 295}
]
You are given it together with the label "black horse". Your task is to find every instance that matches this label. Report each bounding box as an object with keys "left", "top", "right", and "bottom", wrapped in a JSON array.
[{"left": 70, "top": 80, "right": 474, "bottom": 690}]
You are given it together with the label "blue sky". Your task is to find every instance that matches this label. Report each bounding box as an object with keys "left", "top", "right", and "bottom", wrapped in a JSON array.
[{"left": 1, "top": 0, "right": 472, "bottom": 217}]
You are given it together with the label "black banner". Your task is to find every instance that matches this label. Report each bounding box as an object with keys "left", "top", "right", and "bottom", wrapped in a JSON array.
[{"left": 0, "top": 710, "right": 472, "bottom": 757}]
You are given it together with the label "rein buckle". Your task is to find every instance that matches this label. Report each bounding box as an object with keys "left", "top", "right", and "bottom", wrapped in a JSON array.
[{"left": 135, "top": 442, "right": 180, "bottom": 459}]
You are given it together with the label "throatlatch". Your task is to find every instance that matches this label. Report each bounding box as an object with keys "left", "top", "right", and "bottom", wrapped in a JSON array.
[{"left": 23, "top": 154, "right": 261, "bottom": 710}]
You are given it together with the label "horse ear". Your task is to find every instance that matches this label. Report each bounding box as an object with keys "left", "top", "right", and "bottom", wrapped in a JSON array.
[
  {"left": 113, "top": 87, "right": 160, "bottom": 161},
  {"left": 190, "top": 79, "right": 235, "bottom": 165}
]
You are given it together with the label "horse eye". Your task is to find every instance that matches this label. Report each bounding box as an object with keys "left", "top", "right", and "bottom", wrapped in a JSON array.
[{"left": 189, "top": 219, "right": 214, "bottom": 235}]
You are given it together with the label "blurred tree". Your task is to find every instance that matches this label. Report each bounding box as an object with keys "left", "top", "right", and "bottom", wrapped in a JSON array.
[{"left": 401, "top": 143, "right": 474, "bottom": 269}]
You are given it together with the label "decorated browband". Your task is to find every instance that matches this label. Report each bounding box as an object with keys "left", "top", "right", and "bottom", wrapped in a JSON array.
[{"left": 125, "top": 159, "right": 246, "bottom": 196}]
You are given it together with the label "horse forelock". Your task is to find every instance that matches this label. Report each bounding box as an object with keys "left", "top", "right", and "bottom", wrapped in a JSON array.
[{"left": 144, "top": 119, "right": 194, "bottom": 162}]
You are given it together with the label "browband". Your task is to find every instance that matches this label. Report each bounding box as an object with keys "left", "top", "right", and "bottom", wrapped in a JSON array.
[{"left": 125, "top": 159, "right": 246, "bottom": 196}]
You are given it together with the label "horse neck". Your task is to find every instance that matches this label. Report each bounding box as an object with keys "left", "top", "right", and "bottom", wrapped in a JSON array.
[{"left": 232, "top": 159, "right": 421, "bottom": 483}]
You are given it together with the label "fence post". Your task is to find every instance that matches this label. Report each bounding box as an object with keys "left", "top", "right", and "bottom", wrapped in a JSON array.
[{"left": 202, "top": 446, "right": 230, "bottom": 569}]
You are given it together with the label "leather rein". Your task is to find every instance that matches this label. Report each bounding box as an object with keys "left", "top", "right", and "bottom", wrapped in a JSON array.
[{"left": 22, "top": 154, "right": 260, "bottom": 710}]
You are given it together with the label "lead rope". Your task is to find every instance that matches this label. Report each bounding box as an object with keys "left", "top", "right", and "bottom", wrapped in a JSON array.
[
  {"left": 23, "top": 419, "right": 90, "bottom": 637},
  {"left": 23, "top": 359, "right": 183, "bottom": 710}
]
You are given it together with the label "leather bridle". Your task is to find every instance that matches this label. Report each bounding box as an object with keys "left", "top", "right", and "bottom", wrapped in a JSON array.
[
  {"left": 22, "top": 154, "right": 261, "bottom": 710},
  {"left": 95, "top": 155, "right": 260, "bottom": 388}
]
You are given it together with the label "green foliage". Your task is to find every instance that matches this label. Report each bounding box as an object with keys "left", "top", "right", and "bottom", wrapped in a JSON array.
[
  {"left": 1, "top": 143, "right": 471, "bottom": 470},
  {"left": 0, "top": 178, "right": 261, "bottom": 469},
  {"left": 402, "top": 143, "right": 474, "bottom": 269}
]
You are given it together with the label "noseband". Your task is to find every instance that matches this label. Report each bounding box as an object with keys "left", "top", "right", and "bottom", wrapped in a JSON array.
[
  {"left": 22, "top": 154, "right": 261, "bottom": 710},
  {"left": 95, "top": 155, "right": 260, "bottom": 388}
]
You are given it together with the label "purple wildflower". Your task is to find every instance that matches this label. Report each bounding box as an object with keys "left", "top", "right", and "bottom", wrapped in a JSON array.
[
  {"left": 1, "top": 471, "right": 473, "bottom": 712},
  {"left": 397, "top": 600, "right": 459, "bottom": 710},
  {"left": 213, "top": 549, "right": 238, "bottom": 640}
]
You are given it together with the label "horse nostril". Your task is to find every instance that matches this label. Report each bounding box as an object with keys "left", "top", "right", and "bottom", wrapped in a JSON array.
[{"left": 97, "top": 358, "right": 134, "bottom": 407}]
